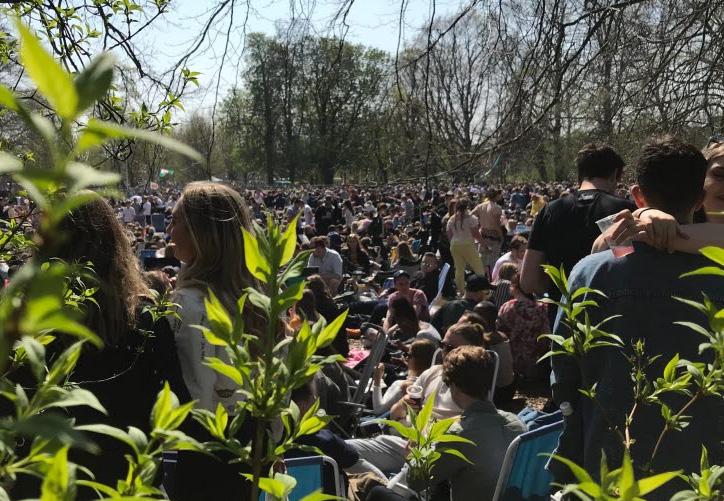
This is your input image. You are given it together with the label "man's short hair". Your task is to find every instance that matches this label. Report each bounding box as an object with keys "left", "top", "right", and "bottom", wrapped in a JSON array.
[
  {"left": 636, "top": 135, "right": 707, "bottom": 216},
  {"left": 576, "top": 143, "right": 625, "bottom": 181},
  {"left": 442, "top": 346, "right": 495, "bottom": 400},
  {"left": 310, "top": 236, "right": 328, "bottom": 248},
  {"left": 497, "top": 262, "right": 518, "bottom": 281},
  {"left": 509, "top": 235, "right": 528, "bottom": 250}
]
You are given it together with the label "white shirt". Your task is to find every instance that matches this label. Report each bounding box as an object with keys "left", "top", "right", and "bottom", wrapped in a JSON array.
[
  {"left": 171, "top": 287, "right": 240, "bottom": 412},
  {"left": 372, "top": 379, "right": 406, "bottom": 414},
  {"left": 142, "top": 201, "right": 152, "bottom": 216},
  {"left": 307, "top": 248, "right": 343, "bottom": 278},
  {"left": 304, "top": 204, "right": 314, "bottom": 226},
  {"left": 414, "top": 365, "right": 462, "bottom": 421},
  {"left": 121, "top": 206, "right": 136, "bottom": 223},
  {"left": 491, "top": 251, "right": 521, "bottom": 282},
  {"left": 446, "top": 213, "right": 479, "bottom": 243}
]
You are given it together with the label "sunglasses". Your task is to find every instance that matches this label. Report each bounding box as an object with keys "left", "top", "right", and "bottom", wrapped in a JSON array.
[{"left": 441, "top": 341, "right": 456, "bottom": 352}]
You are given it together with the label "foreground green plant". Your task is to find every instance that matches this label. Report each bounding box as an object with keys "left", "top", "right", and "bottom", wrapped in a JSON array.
[
  {"left": 380, "top": 390, "right": 474, "bottom": 499},
  {"left": 539, "top": 249, "right": 724, "bottom": 499},
  {"left": 0, "top": 20, "right": 203, "bottom": 500},
  {"left": 191, "top": 214, "right": 347, "bottom": 501}
]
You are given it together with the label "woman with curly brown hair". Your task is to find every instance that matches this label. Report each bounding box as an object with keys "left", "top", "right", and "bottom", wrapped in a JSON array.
[{"left": 12, "top": 194, "right": 190, "bottom": 499}]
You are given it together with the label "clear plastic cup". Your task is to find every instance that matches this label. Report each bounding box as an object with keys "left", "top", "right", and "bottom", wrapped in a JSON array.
[
  {"left": 595, "top": 214, "right": 634, "bottom": 258},
  {"left": 406, "top": 384, "right": 423, "bottom": 406}
]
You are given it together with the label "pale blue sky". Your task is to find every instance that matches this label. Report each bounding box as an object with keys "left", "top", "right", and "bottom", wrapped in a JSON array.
[{"left": 139, "top": 0, "right": 462, "bottom": 112}]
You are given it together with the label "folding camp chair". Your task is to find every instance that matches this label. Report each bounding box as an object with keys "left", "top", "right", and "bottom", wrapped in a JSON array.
[
  {"left": 333, "top": 324, "right": 389, "bottom": 437},
  {"left": 429, "top": 262, "right": 451, "bottom": 316},
  {"left": 349, "top": 324, "right": 389, "bottom": 407},
  {"left": 491, "top": 419, "right": 564, "bottom": 501},
  {"left": 263, "top": 456, "right": 343, "bottom": 501},
  {"left": 487, "top": 349, "right": 499, "bottom": 402}
]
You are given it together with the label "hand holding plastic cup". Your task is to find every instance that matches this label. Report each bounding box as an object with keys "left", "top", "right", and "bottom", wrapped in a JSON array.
[
  {"left": 406, "top": 384, "right": 424, "bottom": 406},
  {"left": 596, "top": 214, "right": 635, "bottom": 258}
]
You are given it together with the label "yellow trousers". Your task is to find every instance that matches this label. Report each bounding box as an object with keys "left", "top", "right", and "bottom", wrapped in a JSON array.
[{"left": 450, "top": 240, "right": 486, "bottom": 293}]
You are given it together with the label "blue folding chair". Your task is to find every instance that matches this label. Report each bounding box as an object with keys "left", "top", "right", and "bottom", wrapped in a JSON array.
[
  {"left": 263, "top": 456, "right": 343, "bottom": 501},
  {"left": 492, "top": 420, "right": 564, "bottom": 501}
]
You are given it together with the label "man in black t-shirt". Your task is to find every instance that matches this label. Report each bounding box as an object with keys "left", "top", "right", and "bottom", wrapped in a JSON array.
[{"left": 520, "top": 143, "right": 635, "bottom": 320}]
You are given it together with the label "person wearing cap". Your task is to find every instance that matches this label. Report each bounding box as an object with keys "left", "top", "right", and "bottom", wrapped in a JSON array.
[
  {"left": 383, "top": 270, "right": 429, "bottom": 331},
  {"left": 431, "top": 274, "right": 492, "bottom": 335}
]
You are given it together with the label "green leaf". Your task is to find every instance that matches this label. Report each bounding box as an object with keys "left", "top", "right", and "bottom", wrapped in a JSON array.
[
  {"left": 378, "top": 419, "right": 417, "bottom": 441},
  {"left": 618, "top": 451, "right": 637, "bottom": 498},
  {"left": 75, "top": 480, "right": 119, "bottom": 498},
  {"left": 74, "top": 52, "right": 115, "bottom": 114},
  {"left": 17, "top": 22, "right": 78, "bottom": 120},
  {"left": 699, "top": 246, "right": 724, "bottom": 267},
  {"left": 636, "top": 470, "right": 682, "bottom": 496},
  {"left": 203, "top": 289, "right": 233, "bottom": 342},
  {"left": 20, "top": 336, "right": 45, "bottom": 381},
  {"left": 316, "top": 309, "right": 348, "bottom": 349},
  {"left": 46, "top": 341, "right": 84, "bottom": 385},
  {"left": 214, "top": 403, "right": 228, "bottom": 437},
  {"left": 0, "top": 151, "right": 22, "bottom": 174},
  {"left": 76, "top": 424, "right": 137, "bottom": 454},
  {"left": 0, "top": 84, "right": 19, "bottom": 111},
  {"left": 441, "top": 446, "right": 473, "bottom": 464},
  {"left": 280, "top": 214, "right": 299, "bottom": 267},
  {"left": 199, "top": 327, "right": 229, "bottom": 347},
  {"left": 204, "top": 357, "right": 244, "bottom": 386},
  {"left": 673, "top": 321, "right": 712, "bottom": 339},
  {"left": 65, "top": 162, "right": 120, "bottom": 190},
  {"left": 433, "top": 434, "right": 475, "bottom": 445},
  {"left": 299, "top": 490, "right": 345, "bottom": 501},
  {"left": 242, "top": 227, "right": 270, "bottom": 283},
  {"left": 415, "top": 389, "right": 436, "bottom": 433},
  {"left": 40, "top": 446, "right": 72, "bottom": 501},
  {"left": 75, "top": 119, "right": 204, "bottom": 162},
  {"left": 241, "top": 474, "right": 296, "bottom": 498},
  {"left": 548, "top": 454, "right": 594, "bottom": 484},
  {"left": 151, "top": 382, "right": 174, "bottom": 430},
  {"left": 127, "top": 426, "right": 148, "bottom": 452},
  {"left": 571, "top": 287, "right": 607, "bottom": 301},
  {"left": 47, "top": 387, "right": 107, "bottom": 415},
  {"left": 663, "top": 354, "right": 679, "bottom": 382},
  {"left": 680, "top": 267, "right": 724, "bottom": 278}
]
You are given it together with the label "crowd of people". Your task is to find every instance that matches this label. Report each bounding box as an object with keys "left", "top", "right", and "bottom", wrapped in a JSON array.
[{"left": 1, "top": 134, "right": 723, "bottom": 500}]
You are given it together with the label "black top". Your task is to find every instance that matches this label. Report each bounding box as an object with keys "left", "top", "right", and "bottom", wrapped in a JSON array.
[
  {"left": 527, "top": 189, "right": 635, "bottom": 297},
  {"left": 11, "top": 308, "right": 189, "bottom": 500}
]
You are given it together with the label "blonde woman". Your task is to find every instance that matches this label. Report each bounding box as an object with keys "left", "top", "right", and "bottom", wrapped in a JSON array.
[
  {"left": 167, "top": 181, "right": 259, "bottom": 500},
  {"left": 446, "top": 198, "right": 486, "bottom": 292}
]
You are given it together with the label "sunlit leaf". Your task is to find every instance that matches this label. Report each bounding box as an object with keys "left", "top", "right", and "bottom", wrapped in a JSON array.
[
  {"left": 0, "top": 151, "right": 22, "bottom": 174},
  {"left": 17, "top": 22, "right": 78, "bottom": 120},
  {"left": 636, "top": 471, "right": 682, "bottom": 496},
  {"left": 242, "top": 227, "right": 271, "bottom": 283},
  {"left": 40, "top": 446, "right": 72, "bottom": 501},
  {"left": 280, "top": 214, "right": 299, "bottom": 266},
  {"left": 0, "top": 84, "right": 19, "bottom": 111},
  {"left": 75, "top": 119, "right": 204, "bottom": 162},
  {"left": 74, "top": 52, "right": 115, "bottom": 114}
]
